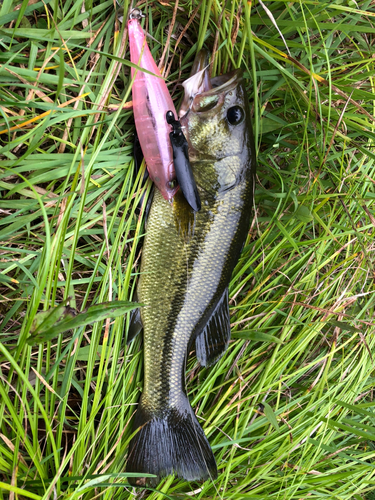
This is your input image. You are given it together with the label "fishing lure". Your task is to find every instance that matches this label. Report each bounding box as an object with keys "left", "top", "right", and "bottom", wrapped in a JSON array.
[{"left": 128, "top": 9, "right": 200, "bottom": 210}]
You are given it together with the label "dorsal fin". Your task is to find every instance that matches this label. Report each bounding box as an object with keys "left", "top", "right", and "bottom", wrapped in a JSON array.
[{"left": 195, "top": 288, "right": 231, "bottom": 367}]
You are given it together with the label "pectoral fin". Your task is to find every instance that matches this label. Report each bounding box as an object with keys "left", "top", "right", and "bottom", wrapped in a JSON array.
[
  {"left": 127, "top": 307, "right": 143, "bottom": 343},
  {"left": 195, "top": 288, "right": 231, "bottom": 367}
]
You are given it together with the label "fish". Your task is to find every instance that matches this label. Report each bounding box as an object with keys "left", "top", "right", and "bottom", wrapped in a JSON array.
[
  {"left": 128, "top": 9, "right": 200, "bottom": 211},
  {"left": 126, "top": 52, "right": 256, "bottom": 486}
]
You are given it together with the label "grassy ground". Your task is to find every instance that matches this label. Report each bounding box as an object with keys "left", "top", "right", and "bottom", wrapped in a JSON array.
[{"left": 1, "top": 0, "right": 375, "bottom": 498}]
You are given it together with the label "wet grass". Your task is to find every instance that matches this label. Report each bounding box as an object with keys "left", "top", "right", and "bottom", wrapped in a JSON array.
[{"left": 1, "top": 0, "right": 375, "bottom": 499}]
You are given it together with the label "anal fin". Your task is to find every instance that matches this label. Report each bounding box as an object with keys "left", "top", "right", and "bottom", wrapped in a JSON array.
[{"left": 195, "top": 288, "right": 231, "bottom": 367}]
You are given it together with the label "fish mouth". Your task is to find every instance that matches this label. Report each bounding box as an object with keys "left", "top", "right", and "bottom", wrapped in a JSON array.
[{"left": 179, "top": 50, "right": 243, "bottom": 118}]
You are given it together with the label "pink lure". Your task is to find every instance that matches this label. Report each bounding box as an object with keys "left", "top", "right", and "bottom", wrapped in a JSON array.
[{"left": 128, "top": 11, "right": 178, "bottom": 200}]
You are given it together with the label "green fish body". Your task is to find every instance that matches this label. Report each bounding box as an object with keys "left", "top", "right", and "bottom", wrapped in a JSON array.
[{"left": 127, "top": 65, "right": 256, "bottom": 486}]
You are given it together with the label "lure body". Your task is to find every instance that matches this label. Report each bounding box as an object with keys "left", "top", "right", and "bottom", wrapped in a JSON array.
[{"left": 128, "top": 14, "right": 178, "bottom": 200}]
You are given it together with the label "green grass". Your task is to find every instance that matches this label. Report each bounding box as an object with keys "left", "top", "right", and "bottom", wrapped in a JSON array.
[{"left": 1, "top": 0, "right": 375, "bottom": 498}]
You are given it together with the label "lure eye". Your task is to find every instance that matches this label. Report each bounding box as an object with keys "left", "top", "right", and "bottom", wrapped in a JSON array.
[
  {"left": 227, "top": 106, "right": 244, "bottom": 125},
  {"left": 168, "top": 179, "right": 178, "bottom": 189}
]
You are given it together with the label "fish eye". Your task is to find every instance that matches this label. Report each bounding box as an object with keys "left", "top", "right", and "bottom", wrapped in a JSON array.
[
  {"left": 227, "top": 106, "right": 244, "bottom": 125},
  {"left": 168, "top": 179, "right": 178, "bottom": 189}
]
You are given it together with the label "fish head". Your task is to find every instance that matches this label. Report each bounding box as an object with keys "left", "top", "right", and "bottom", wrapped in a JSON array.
[
  {"left": 180, "top": 67, "right": 253, "bottom": 162},
  {"left": 179, "top": 58, "right": 255, "bottom": 197}
]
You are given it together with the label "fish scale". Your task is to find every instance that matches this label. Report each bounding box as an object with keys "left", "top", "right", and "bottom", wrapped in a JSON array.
[{"left": 127, "top": 62, "right": 256, "bottom": 486}]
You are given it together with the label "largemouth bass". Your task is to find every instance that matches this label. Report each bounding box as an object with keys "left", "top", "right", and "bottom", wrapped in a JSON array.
[{"left": 127, "top": 57, "right": 256, "bottom": 486}]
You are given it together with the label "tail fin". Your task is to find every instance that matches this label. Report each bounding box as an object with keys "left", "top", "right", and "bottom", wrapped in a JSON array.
[{"left": 127, "top": 396, "right": 217, "bottom": 487}]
